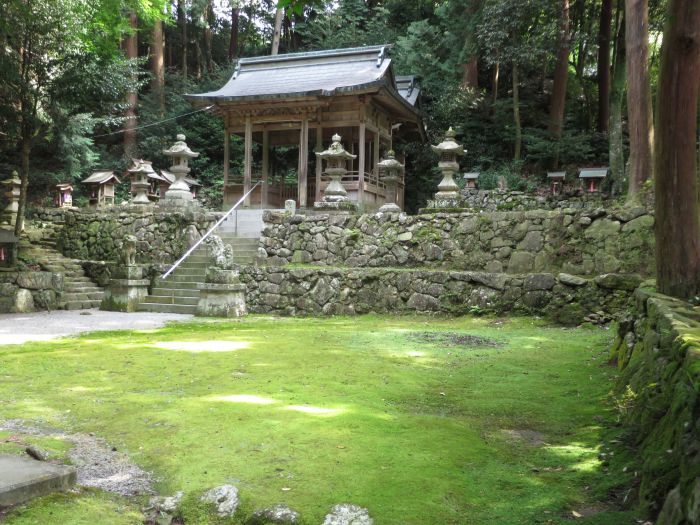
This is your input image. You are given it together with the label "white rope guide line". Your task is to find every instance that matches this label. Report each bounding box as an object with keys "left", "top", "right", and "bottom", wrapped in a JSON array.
[{"left": 92, "top": 105, "right": 215, "bottom": 138}]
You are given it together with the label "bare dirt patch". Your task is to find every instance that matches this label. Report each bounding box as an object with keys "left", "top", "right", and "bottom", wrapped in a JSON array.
[
  {"left": 0, "top": 419, "right": 153, "bottom": 496},
  {"left": 409, "top": 331, "right": 504, "bottom": 348}
]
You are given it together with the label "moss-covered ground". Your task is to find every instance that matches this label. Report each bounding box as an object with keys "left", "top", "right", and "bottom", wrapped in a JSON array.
[{"left": 0, "top": 315, "right": 639, "bottom": 524}]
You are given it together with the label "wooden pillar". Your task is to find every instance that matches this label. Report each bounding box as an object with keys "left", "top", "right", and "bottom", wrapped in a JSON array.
[
  {"left": 262, "top": 128, "right": 269, "bottom": 208},
  {"left": 297, "top": 116, "right": 309, "bottom": 208},
  {"left": 315, "top": 126, "right": 323, "bottom": 203},
  {"left": 243, "top": 115, "right": 252, "bottom": 207},
  {"left": 358, "top": 121, "right": 366, "bottom": 206},
  {"left": 223, "top": 123, "right": 230, "bottom": 207}
]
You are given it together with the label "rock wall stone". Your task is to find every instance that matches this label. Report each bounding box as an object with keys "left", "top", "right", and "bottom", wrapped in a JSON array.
[
  {"left": 36, "top": 208, "right": 221, "bottom": 264},
  {"left": 0, "top": 270, "right": 63, "bottom": 313},
  {"left": 458, "top": 189, "right": 610, "bottom": 212},
  {"left": 240, "top": 266, "right": 637, "bottom": 324},
  {"left": 259, "top": 207, "right": 654, "bottom": 276},
  {"left": 610, "top": 289, "right": 700, "bottom": 523}
]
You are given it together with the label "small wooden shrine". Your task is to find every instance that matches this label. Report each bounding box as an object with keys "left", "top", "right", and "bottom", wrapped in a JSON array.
[
  {"left": 55, "top": 183, "right": 73, "bottom": 208},
  {"left": 463, "top": 172, "right": 480, "bottom": 189},
  {"left": 187, "top": 45, "right": 424, "bottom": 210},
  {"left": 547, "top": 171, "right": 566, "bottom": 195},
  {"left": 579, "top": 167, "right": 608, "bottom": 193},
  {"left": 83, "top": 171, "right": 121, "bottom": 207},
  {"left": 0, "top": 229, "right": 19, "bottom": 267}
]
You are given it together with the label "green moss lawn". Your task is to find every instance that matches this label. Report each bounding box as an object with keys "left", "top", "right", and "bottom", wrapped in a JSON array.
[{"left": 0, "top": 315, "right": 638, "bottom": 524}]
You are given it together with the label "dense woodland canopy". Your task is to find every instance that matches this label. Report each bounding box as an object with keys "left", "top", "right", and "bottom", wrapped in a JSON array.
[{"left": 0, "top": 0, "right": 698, "bottom": 297}]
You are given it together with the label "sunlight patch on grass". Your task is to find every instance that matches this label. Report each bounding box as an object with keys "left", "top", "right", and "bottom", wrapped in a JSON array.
[
  {"left": 152, "top": 340, "right": 250, "bottom": 353},
  {"left": 284, "top": 405, "right": 345, "bottom": 416},
  {"left": 210, "top": 394, "right": 278, "bottom": 405}
]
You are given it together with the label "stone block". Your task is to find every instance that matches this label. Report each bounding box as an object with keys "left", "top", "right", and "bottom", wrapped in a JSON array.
[
  {"left": 507, "top": 251, "right": 535, "bottom": 274},
  {"left": 524, "top": 273, "right": 556, "bottom": 291},
  {"left": 0, "top": 455, "right": 76, "bottom": 507},
  {"left": 197, "top": 283, "right": 246, "bottom": 318},
  {"left": 16, "top": 272, "right": 54, "bottom": 290},
  {"left": 100, "top": 278, "right": 149, "bottom": 312}
]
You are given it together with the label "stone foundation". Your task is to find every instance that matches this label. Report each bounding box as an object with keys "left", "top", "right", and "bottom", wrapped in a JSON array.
[
  {"left": 0, "top": 270, "right": 63, "bottom": 313},
  {"left": 610, "top": 288, "right": 700, "bottom": 523},
  {"left": 240, "top": 266, "right": 639, "bottom": 323}
]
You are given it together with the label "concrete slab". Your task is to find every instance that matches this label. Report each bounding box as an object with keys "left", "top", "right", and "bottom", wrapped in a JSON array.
[{"left": 0, "top": 455, "right": 76, "bottom": 507}]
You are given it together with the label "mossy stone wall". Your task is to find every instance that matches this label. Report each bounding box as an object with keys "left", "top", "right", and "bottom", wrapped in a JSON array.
[{"left": 611, "top": 288, "right": 700, "bottom": 523}]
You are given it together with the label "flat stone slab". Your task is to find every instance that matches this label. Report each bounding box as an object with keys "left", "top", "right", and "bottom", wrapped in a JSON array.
[{"left": 0, "top": 455, "right": 76, "bottom": 507}]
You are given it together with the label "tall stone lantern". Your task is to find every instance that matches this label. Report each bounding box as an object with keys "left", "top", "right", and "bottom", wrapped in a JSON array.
[
  {"left": 127, "top": 159, "right": 155, "bottom": 205},
  {"left": 431, "top": 127, "right": 464, "bottom": 206},
  {"left": 1, "top": 172, "right": 21, "bottom": 226},
  {"left": 314, "top": 133, "right": 357, "bottom": 211},
  {"left": 162, "top": 134, "right": 199, "bottom": 204},
  {"left": 377, "top": 150, "right": 404, "bottom": 213}
]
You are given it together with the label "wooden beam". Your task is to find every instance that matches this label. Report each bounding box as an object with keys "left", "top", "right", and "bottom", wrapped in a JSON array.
[
  {"left": 373, "top": 128, "right": 380, "bottom": 177},
  {"left": 223, "top": 125, "right": 230, "bottom": 187},
  {"left": 315, "top": 126, "right": 323, "bottom": 203},
  {"left": 262, "top": 128, "right": 269, "bottom": 208},
  {"left": 243, "top": 115, "right": 252, "bottom": 207},
  {"left": 297, "top": 116, "right": 309, "bottom": 208}
]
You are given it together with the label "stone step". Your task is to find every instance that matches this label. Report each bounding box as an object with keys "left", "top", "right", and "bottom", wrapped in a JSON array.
[
  {"left": 138, "top": 302, "right": 197, "bottom": 314},
  {"left": 151, "top": 287, "right": 202, "bottom": 298},
  {"left": 64, "top": 286, "right": 104, "bottom": 294},
  {"left": 63, "top": 291, "right": 104, "bottom": 301},
  {"left": 166, "top": 274, "right": 206, "bottom": 283},
  {"left": 152, "top": 280, "right": 199, "bottom": 290},
  {"left": 64, "top": 300, "right": 101, "bottom": 310},
  {"left": 144, "top": 295, "right": 199, "bottom": 306}
]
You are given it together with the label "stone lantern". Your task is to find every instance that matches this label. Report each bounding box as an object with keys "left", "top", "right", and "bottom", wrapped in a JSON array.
[
  {"left": 431, "top": 127, "right": 464, "bottom": 206},
  {"left": 314, "top": 133, "right": 357, "bottom": 211},
  {"left": 377, "top": 150, "right": 404, "bottom": 213},
  {"left": 127, "top": 159, "right": 155, "bottom": 205},
  {"left": 162, "top": 134, "right": 200, "bottom": 205},
  {"left": 1, "top": 172, "right": 21, "bottom": 227}
]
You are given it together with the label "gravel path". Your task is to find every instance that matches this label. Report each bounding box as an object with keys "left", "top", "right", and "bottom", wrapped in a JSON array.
[{"left": 0, "top": 309, "right": 192, "bottom": 345}]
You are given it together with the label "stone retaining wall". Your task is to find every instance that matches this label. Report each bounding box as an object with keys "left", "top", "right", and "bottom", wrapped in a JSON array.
[
  {"left": 35, "top": 208, "right": 222, "bottom": 264},
  {"left": 610, "top": 289, "right": 700, "bottom": 523},
  {"left": 240, "top": 266, "right": 640, "bottom": 324},
  {"left": 259, "top": 207, "right": 654, "bottom": 276},
  {"left": 459, "top": 189, "right": 609, "bottom": 212},
  {"left": 0, "top": 271, "right": 63, "bottom": 313}
]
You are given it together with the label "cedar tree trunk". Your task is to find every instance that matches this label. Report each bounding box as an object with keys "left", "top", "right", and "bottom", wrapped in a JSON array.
[
  {"left": 609, "top": 1, "right": 626, "bottom": 193},
  {"left": 150, "top": 19, "right": 165, "bottom": 115},
  {"left": 123, "top": 11, "right": 138, "bottom": 159},
  {"left": 271, "top": 8, "right": 283, "bottom": 55},
  {"left": 654, "top": 0, "right": 700, "bottom": 299},
  {"left": 229, "top": 6, "right": 239, "bottom": 60},
  {"left": 597, "top": 0, "right": 612, "bottom": 133},
  {"left": 179, "top": 0, "right": 187, "bottom": 79},
  {"left": 512, "top": 61, "right": 521, "bottom": 160},
  {"left": 548, "top": 0, "right": 571, "bottom": 166}
]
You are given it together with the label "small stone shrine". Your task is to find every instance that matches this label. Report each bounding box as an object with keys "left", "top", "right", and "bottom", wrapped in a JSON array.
[
  {"left": 314, "top": 134, "right": 358, "bottom": 212},
  {"left": 196, "top": 235, "right": 246, "bottom": 317},
  {"left": 54, "top": 183, "right": 73, "bottom": 208},
  {"left": 100, "top": 234, "right": 149, "bottom": 312},
  {"left": 463, "top": 172, "right": 479, "bottom": 189},
  {"left": 83, "top": 171, "right": 120, "bottom": 207},
  {"left": 377, "top": 150, "right": 404, "bottom": 213},
  {"left": 161, "top": 134, "right": 200, "bottom": 207},
  {"left": 428, "top": 127, "right": 464, "bottom": 208},
  {"left": 547, "top": 171, "right": 566, "bottom": 195},
  {"left": 579, "top": 167, "right": 608, "bottom": 193},
  {"left": 1, "top": 173, "right": 21, "bottom": 226},
  {"left": 127, "top": 159, "right": 156, "bottom": 205},
  {"left": 0, "top": 229, "right": 19, "bottom": 267}
]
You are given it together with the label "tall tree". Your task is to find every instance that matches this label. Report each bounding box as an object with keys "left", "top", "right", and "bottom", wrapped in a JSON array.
[
  {"left": 123, "top": 10, "right": 138, "bottom": 159},
  {"left": 625, "top": 0, "right": 653, "bottom": 201},
  {"left": 597, "top": 0, "right": 612, "bottom": 133},
  {"left": 150, "top": 18, "right": 165, "bottom": 115},
  {"left": 654, "top": 0, "right": 700, "bottom": 299},
  {"left": 608, "top": 0, "right": 626, "bottom": 192},
  {"left": 229, "top": 2, "right": 240, "bottom": 60},
  {"left": 271, "top": 7, "right": 284, "bottom": 54},
  {"left": 548, "top": 0, "right": 571, "bottom": 149},
  {"left": 179, "top": 0, "right": 188, "bottom": 79}
]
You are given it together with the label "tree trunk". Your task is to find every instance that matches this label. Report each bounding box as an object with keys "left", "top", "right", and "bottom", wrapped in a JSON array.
[
  {"left": 194, "top": 39, "right": 202, "bottom": 80},
  {"left": 548, "top": 0, "right": 571, "bottom": 144},
  {"left": 625, "top": 0, "right": 653, "bottom": 201},
  {"left": 271, "top": 7, "right": 283, "bottom": 55},
  {"left": 204, "top": 0, "right": 213, "bottom": 73},
  {"left": 13, "top": 132, "right": 30, "bottom": 240},
  {"left": 150, "top": 19, "right": 165, "bottom": 115},
  {"left": 654, "top": 0, "right": 700, "bottom": 299},
  {"left": 229, "top": 5, "right": 239, "bottom": 60},
  {"left": 597, "top": 0, "right": 612, "bottom": 133},
  {"left": 462, "top": 56, "right": 479, "bottom": 89},
  {"left": 123, "top": 11, "right": 138, "bottom": 159},
  {"left": 492, "top": 60, "right": 499, "bottom": 103},
  {"left": 512, "top": 61, "right": 521, "bottom": 160},
  {"left": 179, "top": 0, "right": 187, "bottom": 80},
  {"left": 609, "top": 1, "right": 626, "bottom": 193}
]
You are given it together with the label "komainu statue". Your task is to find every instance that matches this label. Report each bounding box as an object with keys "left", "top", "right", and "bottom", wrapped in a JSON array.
[
  {"left": 119, "top": 234, "right": 138, "bottom": 266},
  {"left": 205, "top": 235, "right": 234, "bottom": 270}
]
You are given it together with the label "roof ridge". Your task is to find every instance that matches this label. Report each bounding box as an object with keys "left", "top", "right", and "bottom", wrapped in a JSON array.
[{"left": 238, "top": 45, "right": 392, "bottom": 65}]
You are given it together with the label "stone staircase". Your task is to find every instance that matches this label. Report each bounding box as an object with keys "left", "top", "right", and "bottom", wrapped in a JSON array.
[
  {"left": 137, "top": 209, "right": 268, "bottom": 314},
  {"left": 19, "top": 238, "right": 105, "bottom": 310}
]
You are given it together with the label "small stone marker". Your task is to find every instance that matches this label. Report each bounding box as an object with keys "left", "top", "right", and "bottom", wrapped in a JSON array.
[
  {"left": 201, "top": 484, "right": 239, "bottom": 517},
  {"left": 322, "top": 504, "right": 374, "bottom": 525},
  {"left": 285, "top": 199, "right": 296, "bottom": 216},
  {"left": 0, "top": 454, "right": 76, "bottom": 507}
]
